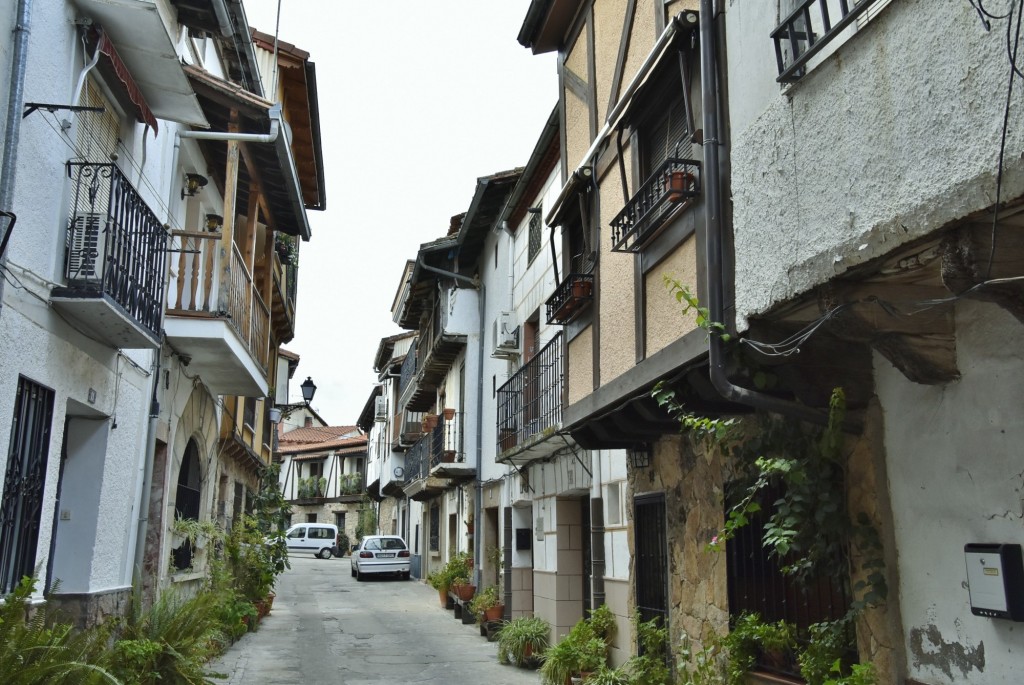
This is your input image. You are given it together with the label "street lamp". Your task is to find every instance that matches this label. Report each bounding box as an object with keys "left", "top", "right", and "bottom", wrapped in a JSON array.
[{"left": 268, "top": 376, "right": 318, "bottom": 425}]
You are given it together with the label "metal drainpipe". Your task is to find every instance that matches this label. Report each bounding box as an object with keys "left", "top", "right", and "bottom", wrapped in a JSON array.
[
  {"left": 132, "top": 354, "right": 161, "bottom": 589},
  {"left": 699, "top": 0, "right": 826, "bottom": 426},
  {"left": 474, "top": 282, "right": 485, "bottom": 584},
  {"left": 590, "top": 449, "right": 605, "bottom": 608},
  {"left": 0, "top": 0, "right": 33, "bottom": 313}
]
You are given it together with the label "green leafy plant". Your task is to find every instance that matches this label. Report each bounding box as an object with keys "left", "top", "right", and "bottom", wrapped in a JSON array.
[
  {"left": 587, "top": 603, "right": 617, "bottom": 641},
  {"left": 677, "top": 630, "right": 727, "bottom": 685},
  {"left": 468, "top": 585, "right": 501, "bottom": 622},
  {"left": 109, "top": 587, "right": 226, "bottom": 685},
  {"left": 621, "top": 613, "right": 671, "bottom": 685},
  {"left": 354, "top": 495, "right": 377, "bottom": 540},
  {"left": 718, "top": 614, "right": 795, "bottom": 685},
  {"left": 588, "top": 664, "right": 631, "bottom": 684},
  {"left": 495, "top": 615, "right": 550, "bottom": 667},
  {"left": 338, "top": 473, "right": 363, "bottom": 495},
  {"left": 336, "top": 530, "right": 351, "bottom": 556},
  {"left": 0, "top": 576, "right": 117, "bottom": 685},
  {"left": 539, "top": 607, "right": 614, "bottom": 684}
]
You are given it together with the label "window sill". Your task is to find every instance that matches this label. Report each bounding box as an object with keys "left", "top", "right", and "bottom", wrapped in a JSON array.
[{"left": 170, "top": 570, "right": 206, "bottom": 584}]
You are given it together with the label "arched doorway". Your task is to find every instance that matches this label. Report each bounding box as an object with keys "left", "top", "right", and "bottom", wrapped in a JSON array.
[{"left": 171, "top": 439, "right": 201, "bottom": 571}]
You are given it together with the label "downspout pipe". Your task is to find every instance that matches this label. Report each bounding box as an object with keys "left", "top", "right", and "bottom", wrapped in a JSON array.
[
  {"left": 0, "top": 0, "right": 33, "bottom": 313},
  {"left": 699, "top": 0, "right": 825, "bottom": 426},
  {"left": 132, "top": 355, "right": 161, "bottom": 589},
  {"left": 474, "top": 283, "right": 485, "bottom": 585},
  {"left": 419, "top": 260, "right": 476, "bottom": 289}
]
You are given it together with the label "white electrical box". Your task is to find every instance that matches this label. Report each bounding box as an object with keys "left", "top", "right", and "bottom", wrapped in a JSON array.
[{"left": 964, "top": 543, "right": 1024, "bottom": 621}]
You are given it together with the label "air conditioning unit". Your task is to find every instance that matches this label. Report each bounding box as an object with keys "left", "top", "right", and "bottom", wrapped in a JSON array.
[
  {"left": 492, "top": 311, "right": 519, "bottom": 358},
  {"left": 374, "top": 396, "right": 387, "bottom": 422},
  {"left": 67, "top": 213, "right": 104, "bottom": 281}
]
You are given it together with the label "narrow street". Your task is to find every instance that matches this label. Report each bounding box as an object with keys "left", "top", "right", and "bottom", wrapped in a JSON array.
[{"left": 209, "top": 554, "right": 540, "bottom": 684}]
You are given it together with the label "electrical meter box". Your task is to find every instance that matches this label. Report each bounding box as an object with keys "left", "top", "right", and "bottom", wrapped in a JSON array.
[{"left": 964, "top": 543, "right": 1024, "bottom": 621}]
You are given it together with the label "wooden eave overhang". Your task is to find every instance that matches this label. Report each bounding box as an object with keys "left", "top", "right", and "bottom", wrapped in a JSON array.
[
  {"left": 184, "top": 64, "right": 309, "bottom": 237},
  {"left": 517, "top": 0, "right": 584, "bottom": 54}
]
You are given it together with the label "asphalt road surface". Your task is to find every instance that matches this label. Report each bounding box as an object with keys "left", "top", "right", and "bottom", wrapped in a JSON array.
[{"left": 208, "top": 552, "right": 540, "bottom": 684}]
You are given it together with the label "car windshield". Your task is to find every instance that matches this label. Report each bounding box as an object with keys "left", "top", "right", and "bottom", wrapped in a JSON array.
[{"left": 379, "top": 538, "right": 406, "bottom": 550}]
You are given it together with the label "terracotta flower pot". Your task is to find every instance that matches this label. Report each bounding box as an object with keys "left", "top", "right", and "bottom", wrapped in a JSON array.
[
  {"left": 438, "top": 588, "right": 448, "bottom": 607},
  {"left": 483, "top": 604, "right": 504, "bottom": 622},
  {"left": 454, "top": 583, "right": 476, "bottom": 602},
  {"left": 442, "top": 407, "right": 456, "bottom": 420},
  {"left": 665, "top": 170, "right": 696, "bottom": 202}
]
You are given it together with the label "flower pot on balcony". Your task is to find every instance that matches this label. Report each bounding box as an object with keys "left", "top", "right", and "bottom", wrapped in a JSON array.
[
  {"left": 422, "top": 413, "right": 439, "bottom": 432},
  {"left": 442, "top": 407, "right": 456, "bottom": 421},
  {"left": 442, "top": 450, "right": 456, "bottom": 463},
  {"left": 571, "top": 278, "right": 592, "bottom": 300},
  {"left": 665, "top": 170, "right": 696, "bottom": 202}
]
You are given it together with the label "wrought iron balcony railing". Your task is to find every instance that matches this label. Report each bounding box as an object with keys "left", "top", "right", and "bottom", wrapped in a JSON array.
[
  {"left": 398, "top": 339, "right": 417, "bottom": 398},
  {"left": 404, "top": 433, "right": 430, "bottom": 484},
  {"left": 429, "top": 412, "right": 464, "bottom": 468},
  {"left": 545, "top": 273, "right": 594, "bottom": 325},
  {"left": 609, "top": 158, "right": 701, "bottom": 252},
  {"left": 63, "top": 161, "right": 169, "bottom": 337},
  {"left": 771, "top": 0, "right": 880, "bottom": 83},
  {"left": 496, "top": 332, "right": 563, "bottom": 454}
]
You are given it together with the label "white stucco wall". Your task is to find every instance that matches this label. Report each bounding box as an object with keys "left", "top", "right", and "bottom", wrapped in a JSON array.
[
  {"left": 879, "top": 300, "right": 1023, "bottom": 684},
  {"left": 727, "top": 1, "right": 1024, "bottom": 326}
]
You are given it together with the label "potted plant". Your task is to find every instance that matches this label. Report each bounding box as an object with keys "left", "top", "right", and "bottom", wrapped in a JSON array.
[
  {"left": 427, "top": 569, "right": 452, "bottom": 607},
  {"left": 422, "top": 413, "right": 439, "bottom": 432},
  {"left": 468, "top": 585, "right": 502, "bottom": 623},
  {"left": 665, "top": 168, "right": 696, "bottom": 202},
  {"left": 442, "top": 407, "right": 456, "bottom": 421},
  {"left": 721, "top": 613, "right": 796, "bottom": 685},
  {"left": 496, "top": 615, "right": 550, "bottom": 667}
]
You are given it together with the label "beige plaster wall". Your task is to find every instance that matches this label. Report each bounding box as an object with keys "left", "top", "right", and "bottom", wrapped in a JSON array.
[
  {"left": 597, "top": 172, "right": 636, "bottom": 387},
  {"left": 565, "top": 20, "right": 588, "bottom": 84},
  {"left": 593, "top": 0, "right": 624, "bottom": 125},
  {"left": 622, "top": 0, "right": 656, "bottom": 83},
  {"left": 645, "top": 236, "right": 699, "bottom": 356},
  {"left": 565, "top": 88, "right": 592, "bottom": 182},
  {"left": 567, "top": 326, "right": 594, "bottom": 405}
]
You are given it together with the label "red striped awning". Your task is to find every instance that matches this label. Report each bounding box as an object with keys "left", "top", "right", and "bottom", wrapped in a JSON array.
[{"left": 89, "top": 26, "right": 158, "bottom": 135}]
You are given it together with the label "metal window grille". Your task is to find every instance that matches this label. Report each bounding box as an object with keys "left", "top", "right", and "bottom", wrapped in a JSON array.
[
  {"left": 634, "top": 493, "right": 669, "bottom": 658},
  {"left": 527, "top": 206, "right": 543, "bottom": 263},
  {"left": 0, "top": 377, "right": 55, "bottom": 595},
  {"left": 726, "top": 481, "right": 851, "bottom": 676},
  {"left": 429, "top": 504, "right": 440, "bottom": 552}
]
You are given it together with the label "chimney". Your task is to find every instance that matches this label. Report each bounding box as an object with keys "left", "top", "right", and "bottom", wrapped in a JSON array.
[{"left": 304, "top": 417, "right": 313, "bottom": 428}]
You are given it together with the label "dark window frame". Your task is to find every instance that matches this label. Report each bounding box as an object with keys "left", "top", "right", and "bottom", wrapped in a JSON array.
[
  {"left": 0, "top": 377, "right": 55, "bottom": 595},
  {"left": 527, "top": 205, "right": 543, "bottom": 264}
]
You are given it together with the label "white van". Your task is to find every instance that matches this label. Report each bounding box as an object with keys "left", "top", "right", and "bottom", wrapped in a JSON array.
[{"left": 284, "top": 523, "right": 339, "bottom": 559}]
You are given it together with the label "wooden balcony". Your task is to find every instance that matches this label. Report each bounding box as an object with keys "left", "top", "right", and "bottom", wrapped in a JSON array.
[
  {"left": 270, "top": 251, "right": 297, "bottom": 343},
  {"left": 165, "top": 230, "right": 270, "bottom": 396}
]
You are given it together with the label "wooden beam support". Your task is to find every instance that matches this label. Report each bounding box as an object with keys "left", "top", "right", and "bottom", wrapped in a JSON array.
[{"left": 942, "top": 222, "right": 1024, "bottom": 324}]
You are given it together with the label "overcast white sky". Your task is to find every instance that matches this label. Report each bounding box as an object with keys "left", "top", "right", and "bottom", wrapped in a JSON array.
[{"left": 241, "top": 1, "right": 557, "bottom": 425}]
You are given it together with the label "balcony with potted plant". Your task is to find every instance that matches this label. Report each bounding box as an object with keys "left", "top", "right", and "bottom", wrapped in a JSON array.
[
  {"left": 609, "top": 156, "right": 702, "bottom": 253},
  {"left": 545, "top": 274, "right": 595, "bottom": 325}
]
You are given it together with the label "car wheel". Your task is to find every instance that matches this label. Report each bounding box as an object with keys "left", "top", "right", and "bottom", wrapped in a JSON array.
[
  {"left": 356, "top": 569, "right": 365, "bottom": 582},
  {"left": 350, "top": 565, "right": 356, "bottom": 578},
  {"left": 317, "top": 548, "right": 333, "bottom": 560},
  {"left": 402, "top": 571, "right": 410, "bottom": 580}
]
